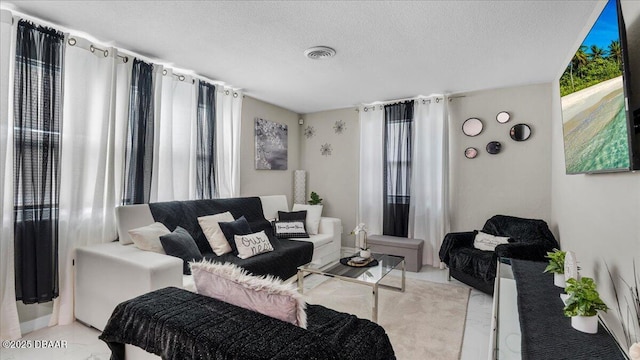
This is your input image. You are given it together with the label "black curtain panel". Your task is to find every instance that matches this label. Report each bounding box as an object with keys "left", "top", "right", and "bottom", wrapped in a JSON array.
[
  {"left": 383, "top": 100, "right": 414, "bottom": 237},
  {"left": 13, "top": 20, "right": 64, "bottom": 304},
  {"left": 123, "top": 59, "right": 154, "bottom": 205},
  {"left": 196, "top": 81, "right": 216, "bottom": 199}
]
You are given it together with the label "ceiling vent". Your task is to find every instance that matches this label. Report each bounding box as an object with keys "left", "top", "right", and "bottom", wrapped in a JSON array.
[{"left": 304, "top": 46, "right": 336, "bottom": 60}]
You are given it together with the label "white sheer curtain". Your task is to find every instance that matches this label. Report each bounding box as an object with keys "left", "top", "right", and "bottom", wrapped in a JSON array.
[
  {"left": 215, "top": 86, "right": 243, "bottom": 198},
  {"left": 0, "top": 10, "right": 21, "bottom": 341},
  {"left": 149, "top": 65, "right": 163, "bottom": 202},
  {"left": 409, "top": 97, "right": 449, "bottom": 267},
  {"left": 151, "top": 69, "right": 197, "bottom": 201},
  {"left": 358, "top": 104, "right": 385, "bottom": 236},
  {"left": 50, "top": 38, "right": 132, "bottom": 326},
  {"left": 113, "top": 55, "right": 132, "bottom": 206}
]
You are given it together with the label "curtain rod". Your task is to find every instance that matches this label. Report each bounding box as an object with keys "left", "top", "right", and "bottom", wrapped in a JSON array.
[
  {"left": 4, "top": 8, "right": 241, "bottom": 92},
  {"left": 355, "top": 94, "right": 466, "bottom": 112},
  {"left": 161, "top": 69, "right": 198, "bottom": 84},
  {"left": 66, "top": 38, "right": 205, "bottom": 88},
  {"left": 357, "top": 95, "right": 443, "bottom": 112},
  {"left": 67, "top": 37, "right": 129, "bottom": 63}
]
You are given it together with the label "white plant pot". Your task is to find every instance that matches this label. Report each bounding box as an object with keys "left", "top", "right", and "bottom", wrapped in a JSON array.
[
  {"left": 571, "top": 315, "right": 598, "bottom": 334},
  {"left": 359, "top": 249, "right": 371, "bottom": 259},
  {"left": 554, "top": 273, "right": 566, "bottom": 288},
  {"left": 560, "top": 293, "right": 570, "bottom": 305}
]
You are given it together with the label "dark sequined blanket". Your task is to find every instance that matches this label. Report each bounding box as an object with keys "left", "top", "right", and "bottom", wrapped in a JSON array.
[{"left": 100, "top": 287, "right": 395, "bottom": 360}]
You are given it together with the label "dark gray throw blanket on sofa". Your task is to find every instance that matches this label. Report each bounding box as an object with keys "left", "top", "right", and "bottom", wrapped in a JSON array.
[
  {"left": 148, "top": 197, "right": 313, "bottom": 280},
  {"left": 99, "top": 287, "right": 396, "bottom": 360}
]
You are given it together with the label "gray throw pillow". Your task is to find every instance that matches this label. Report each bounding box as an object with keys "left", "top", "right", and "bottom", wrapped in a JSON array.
[
  {"left": 160, "top": 226, "right": 203, "bottom": 275},
  {"left": 218, "top": 216, "right": 253, "bottom": 253}
]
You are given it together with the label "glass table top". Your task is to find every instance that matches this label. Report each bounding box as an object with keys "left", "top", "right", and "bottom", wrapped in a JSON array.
[{"left": 298, "top": 253, "right": 404, "bottom": 285}]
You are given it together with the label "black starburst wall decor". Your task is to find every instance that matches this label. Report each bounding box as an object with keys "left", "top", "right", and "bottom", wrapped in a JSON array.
[
  {"left": 320, "top": 143, "right": 332, "bottom": 156},
  {"left": 304, "top": 126, "right": 315, "bottom": 139},
  {"left": 333, "top": 120, "right": 346, "bottom": 134}
]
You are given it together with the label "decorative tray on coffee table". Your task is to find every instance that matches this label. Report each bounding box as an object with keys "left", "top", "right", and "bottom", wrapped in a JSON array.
[{"left": 339, "top": 256, "right": 378, "bottom": 268}]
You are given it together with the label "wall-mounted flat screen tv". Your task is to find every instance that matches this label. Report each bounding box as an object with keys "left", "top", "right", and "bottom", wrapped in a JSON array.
[{"left": 560, "top": 0, "right": 639, "bottom": 174}]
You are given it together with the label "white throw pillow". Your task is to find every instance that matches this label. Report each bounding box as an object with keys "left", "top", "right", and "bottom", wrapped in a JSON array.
[
  {"left": 273, "top": 220, "right": 309, "bottom": 239},
  {"left": 198, "top": 211, "right": 235, "bottom": 255},
  {"left": 291, "top": 204, "right": 323, "bottom": 235},
  {"left": 128, "top": 222, "right": 170, "bottom": 254},
  {"left": 235, "top": 231, "right": 274, "bottom": 259},
  {"left": 191, "top": 261, "right": 306, "bottom": 328},
  {"left": 473, "top": 231, "right": 510, "bottom": 251}
]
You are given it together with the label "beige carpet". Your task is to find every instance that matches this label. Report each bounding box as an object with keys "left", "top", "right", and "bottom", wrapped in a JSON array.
[{"left": 305, "top": 276, "right": 470, "bottom": 360}]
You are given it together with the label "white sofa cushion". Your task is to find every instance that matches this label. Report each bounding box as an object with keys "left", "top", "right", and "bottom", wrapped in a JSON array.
[
  {"left": 259, "top": 195, "right": 289, "bottom": 220},
  {"left": 198, "top": 211, "right": 234, "bottom": 255},
  {"left": 128, "top": 222, "right": 170, "bottom": 254},
  {"left": 291, "top": 204, "right": 323, "bottom": 235},
  {"left": 293, "top": 233, "right": 333, "bottom": 248},
  {"left": 75, "top": 242, "right": 183, "bottom": 330},
  {"left": 116, "top": 204, "right": 156, "bottom": 244},
  {"left": 182, "top": 274, "right": 196, "bottom": 292}
]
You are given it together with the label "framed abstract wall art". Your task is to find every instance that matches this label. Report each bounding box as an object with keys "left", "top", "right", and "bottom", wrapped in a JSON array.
[{"left": 255, "top": 118, "right": 288, "bottom": 170}]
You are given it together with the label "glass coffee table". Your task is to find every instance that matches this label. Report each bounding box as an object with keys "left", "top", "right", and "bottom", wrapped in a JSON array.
[{"left": 297, "top": 253, "right": 405, "bottom": 322}]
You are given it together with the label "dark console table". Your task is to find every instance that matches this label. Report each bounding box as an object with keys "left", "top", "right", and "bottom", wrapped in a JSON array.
[{"left": 490, "top": 258, "right": 627, "bottom": 359}]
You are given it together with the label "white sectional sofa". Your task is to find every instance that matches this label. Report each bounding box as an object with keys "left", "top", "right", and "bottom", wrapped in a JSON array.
[{"left": 75, "top": 195, "right": 342, "bottom": 331}]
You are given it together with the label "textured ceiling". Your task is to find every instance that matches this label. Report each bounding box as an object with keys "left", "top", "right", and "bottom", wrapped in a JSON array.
[{"left": 3, "top": 1, "right": 602, "bottom": 114}]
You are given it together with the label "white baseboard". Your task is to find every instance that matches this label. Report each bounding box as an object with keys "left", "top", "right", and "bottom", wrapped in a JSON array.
[
  {"left": 341, "top": 246, "right": 357, "bottom": 254},
  {"left": 20, "top": 314, "right": 51, "bottom": 335}
]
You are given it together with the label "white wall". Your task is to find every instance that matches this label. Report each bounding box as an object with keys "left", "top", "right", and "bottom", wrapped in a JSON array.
[
  {"left": 546, "top": 1, "right": 640, "bottom": 342},
  {"left": 240, "top": 96, "right": 301, "bottom": 204},
  {"left": 448, "top": 83, "right": 553, "bottom": 232},
  {"left": 300, "top": 108, "right": 359, "bottom": 247},
  {"left": 550, "top": 80, "right": 640, "bottom": 338}
]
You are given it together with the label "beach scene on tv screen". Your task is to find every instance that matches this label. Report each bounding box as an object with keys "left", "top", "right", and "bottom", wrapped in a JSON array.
[{"left": 560, "top": 0, "right": 630, "bottom": 174}]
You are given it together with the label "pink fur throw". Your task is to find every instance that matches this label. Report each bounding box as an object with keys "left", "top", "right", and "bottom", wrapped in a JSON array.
[{"left": 190, "top": 260, "right": 307, "bottom": 328}]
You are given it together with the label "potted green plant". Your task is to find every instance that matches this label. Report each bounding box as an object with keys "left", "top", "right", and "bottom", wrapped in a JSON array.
[
  {"left": 605, "top": 261, "right": 639, "bottom": 357},
  {"left": 563, "top": 277, "right": 609, "bottom": 334},
  {"left": 544, "top": 248, "right": 567, "bottom": 288},
  {"left": 308, "top": 191, "right": 323, "bottom": 205}
]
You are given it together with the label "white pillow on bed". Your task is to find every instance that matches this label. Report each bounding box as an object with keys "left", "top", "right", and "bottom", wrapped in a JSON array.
[
  {"left": 190, "top": 261, "right": 306, "bottom": 328},
  {"left": 128, "top": 222, "right": 170, "bottom": 254},
  {"left": 198, "top": 211, "right": 235, "bottom": 255}
]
